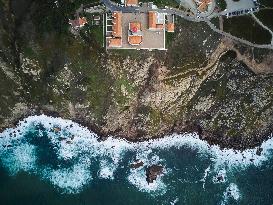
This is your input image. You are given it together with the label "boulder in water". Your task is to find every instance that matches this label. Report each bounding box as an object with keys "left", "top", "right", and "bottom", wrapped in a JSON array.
[
  {"left": 53, "top": 126, "right": 61, "bottom": 133},
  {"left": 130, "top": 160, "right": 144, "bottom": 169},
  {"left": 146, "top": 165, "right": 163, "bottom": 184},
  {"left": 256, "top": 147, "right": 263, "bottom": 156}
]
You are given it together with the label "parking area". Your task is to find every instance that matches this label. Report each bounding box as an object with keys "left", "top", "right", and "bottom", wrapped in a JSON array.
[{"left": 221, "top": 0, "right": 258, "bottom": 17}]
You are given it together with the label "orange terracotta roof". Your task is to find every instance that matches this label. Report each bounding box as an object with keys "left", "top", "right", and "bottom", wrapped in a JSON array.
[
  {"left": 202, "top": 0, "right": 212, "bottom": 3},
  {"left": 129, "top": 22, "right": 141, "bottom": 31},
  {"left": 128, "top": 36, "right": 142, "bottom": 45},
  {"left": 166, "top": 23, "right": 174, "bottom": 32},
  {"left": 156, "top": 24, "right": 164, "bottom": 29},
  {"left": 148, "top": 11, "right": 164, "bottom": 30},
  {"left": 198, "top": 2, "right": 207, "bottom": 12},
  {"left": 112, "top": 11, "right": 122, "bottom": 38},
  {"left": 69, "top": 17, "right": 87, "bottom": 28},
  {"left": 79, "top": 17, "right": 87, "bottom": 25},
  {"left": 108, "top": 38, "right": 122, "bottom": 47},
  {"left": 197, "top": 0, "right": 212, "bottom": 12},
  {"left": 148, "top": 11, "right": 157, "bottom": 29},
  {"left": 126, "top": 0, "right": 138, "bottom": 6}
]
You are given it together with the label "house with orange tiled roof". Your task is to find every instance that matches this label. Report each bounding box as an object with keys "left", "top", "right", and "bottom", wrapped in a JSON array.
[
  {"left": 69, "top": 17, "right": 87, "bottom": 28},
  {"left": 107, "top": 11, "right": 123, "bottom": 48},
  {"left": 148, "top": 11, "right": 165, "bottom": 30},
  {"left": 166, "top": 23, "right": 174, "bottom": 32},
  {"left": 166, "top": 14, "right": 175, "bottom": 33},
  {"left": 194, "top": 0, "right": 212, "bottom": 13},
  {"left": 125, "top": 0, "right": 139, "bottom": 6}
]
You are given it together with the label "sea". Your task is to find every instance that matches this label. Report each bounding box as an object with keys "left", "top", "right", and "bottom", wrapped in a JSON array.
[{"left": 0, "top": 115, "right": 273, "bottom": 205}]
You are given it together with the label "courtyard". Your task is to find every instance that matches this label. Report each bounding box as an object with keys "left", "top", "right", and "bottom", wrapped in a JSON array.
[{"left": 106, "top": 12, "right": 166, "bottom": 50}]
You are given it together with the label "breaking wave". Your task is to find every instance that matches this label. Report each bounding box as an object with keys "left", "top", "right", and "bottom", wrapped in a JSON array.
[{"left": 0, "top": 115, "right": 273, "bottom": 201}]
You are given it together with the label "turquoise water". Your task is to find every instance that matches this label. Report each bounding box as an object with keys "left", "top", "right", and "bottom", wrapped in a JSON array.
[{"left": 0, "top": 115, "right": 273, "bottom": 205}]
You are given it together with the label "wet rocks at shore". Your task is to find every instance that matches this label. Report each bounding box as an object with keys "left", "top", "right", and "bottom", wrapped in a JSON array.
[
  {"left": 256, "top": 147, "right": 263, "bottom": 156},
  {"left": 146, "top": 165, "right": 163, "bottom": 184},
  {"left": 130, "top": 160, "right": 144, "bottom": 169}
]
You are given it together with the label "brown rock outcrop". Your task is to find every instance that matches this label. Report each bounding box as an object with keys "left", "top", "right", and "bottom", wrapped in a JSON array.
[{"left": 146, "top": 165, "right": 163, "bottom": 184}]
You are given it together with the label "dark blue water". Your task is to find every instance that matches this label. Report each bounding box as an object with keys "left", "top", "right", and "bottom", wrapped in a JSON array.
[{"left": 0, "top": 115, "right": 273, "bottom": 205}]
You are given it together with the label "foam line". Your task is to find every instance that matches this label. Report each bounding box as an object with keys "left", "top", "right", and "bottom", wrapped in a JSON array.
[
  {"left": 221, "top": 183, "right": 241, "bottom": 204},
  {"left": 0, "top": 115, "right": 272, "bottom": 195}
]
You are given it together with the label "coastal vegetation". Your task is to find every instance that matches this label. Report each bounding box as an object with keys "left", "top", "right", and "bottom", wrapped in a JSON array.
[
  {"left": 216, "top": 0, "right": 227, "bottom": 11},
  {"left": 255, "top": 10, "right": 273, "bottom": 31},
  {"left": 223, "top": 15, "right": 272, "bottom": 44},
  {"left": 140, "top": 0, "right": 180, "bottom": 8},
  {"left": 165, "top": 31, "right": 175, "bottom": 48},
  {"left": 0, "top": 0, "right": 273, "bottom": 150}
]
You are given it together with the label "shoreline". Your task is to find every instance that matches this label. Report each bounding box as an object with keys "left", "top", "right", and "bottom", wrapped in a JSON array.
[
  {"left": 0, "top": 106, "right": 271, "bottom": 152},
  {"left": 1, "top": 110, "right": 273, "bottom": 203}
]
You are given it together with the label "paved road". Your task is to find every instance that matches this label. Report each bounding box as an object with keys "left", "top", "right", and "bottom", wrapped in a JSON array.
[
  {"left": 101, "top": 0, "right": 139, "bottom": 12},
  {"left": 100, "top": 0, "right": 273, "bottom": 50},
  {"left": 101, "top": 0, "right": 201, "bottom": 22}
]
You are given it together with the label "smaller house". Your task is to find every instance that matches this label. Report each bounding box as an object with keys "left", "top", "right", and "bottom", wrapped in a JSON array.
[
  {"left": 148, "top": 11, "right": 165, "bottom": 30},
  {"left": 166, "top": 23, "right": 174, "bottom": 32},
  {"left": 166, "top": 14, "right": 175, "bottom": 32},
  {"left": 125, "top": 0, "right": 139, "bottom": 6},
  {"left": 195, "top": 0, "right": 212, "bottom": 13},
  {"left": 69, "top": 17, "right": 87, "bottom": 28}
]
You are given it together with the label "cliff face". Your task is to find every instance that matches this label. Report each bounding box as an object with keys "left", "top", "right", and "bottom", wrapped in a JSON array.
[{"left": 1, "top": 0, "right": 273, "bottom": 149}]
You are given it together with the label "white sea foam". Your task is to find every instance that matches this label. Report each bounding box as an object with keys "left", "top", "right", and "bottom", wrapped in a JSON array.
[
  {"left": 128, "top": 166, "right": 167, "bottom": 195},
  {"left": 45, "top": 160, "right": 92, "bottom": 194},
  {"left": 170, "top": 197, "right": 179, "bottom": 205},
  {"left": 221, "top": 183, "right": 241, "bottom": 204},
  {"left": 212, "top": 169, "right": 227, "bottom": 184},
  {"left": 200, "top": 165, "right": 210, "bottom": 189},
  {"left": 0, "top": 143, "right": 37, "bottom": 175},
  {"left": 127, "top": 151, "right": 167, "bottom": 195},
  {"left": 134, "top": 148, "right": 164, "bottom": 166},
  {"left": 98, "top": 159, "right": 116, "bottom": 180},
  {"left": 0, "top": 115, "right": 273, "bottom": 195}
]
